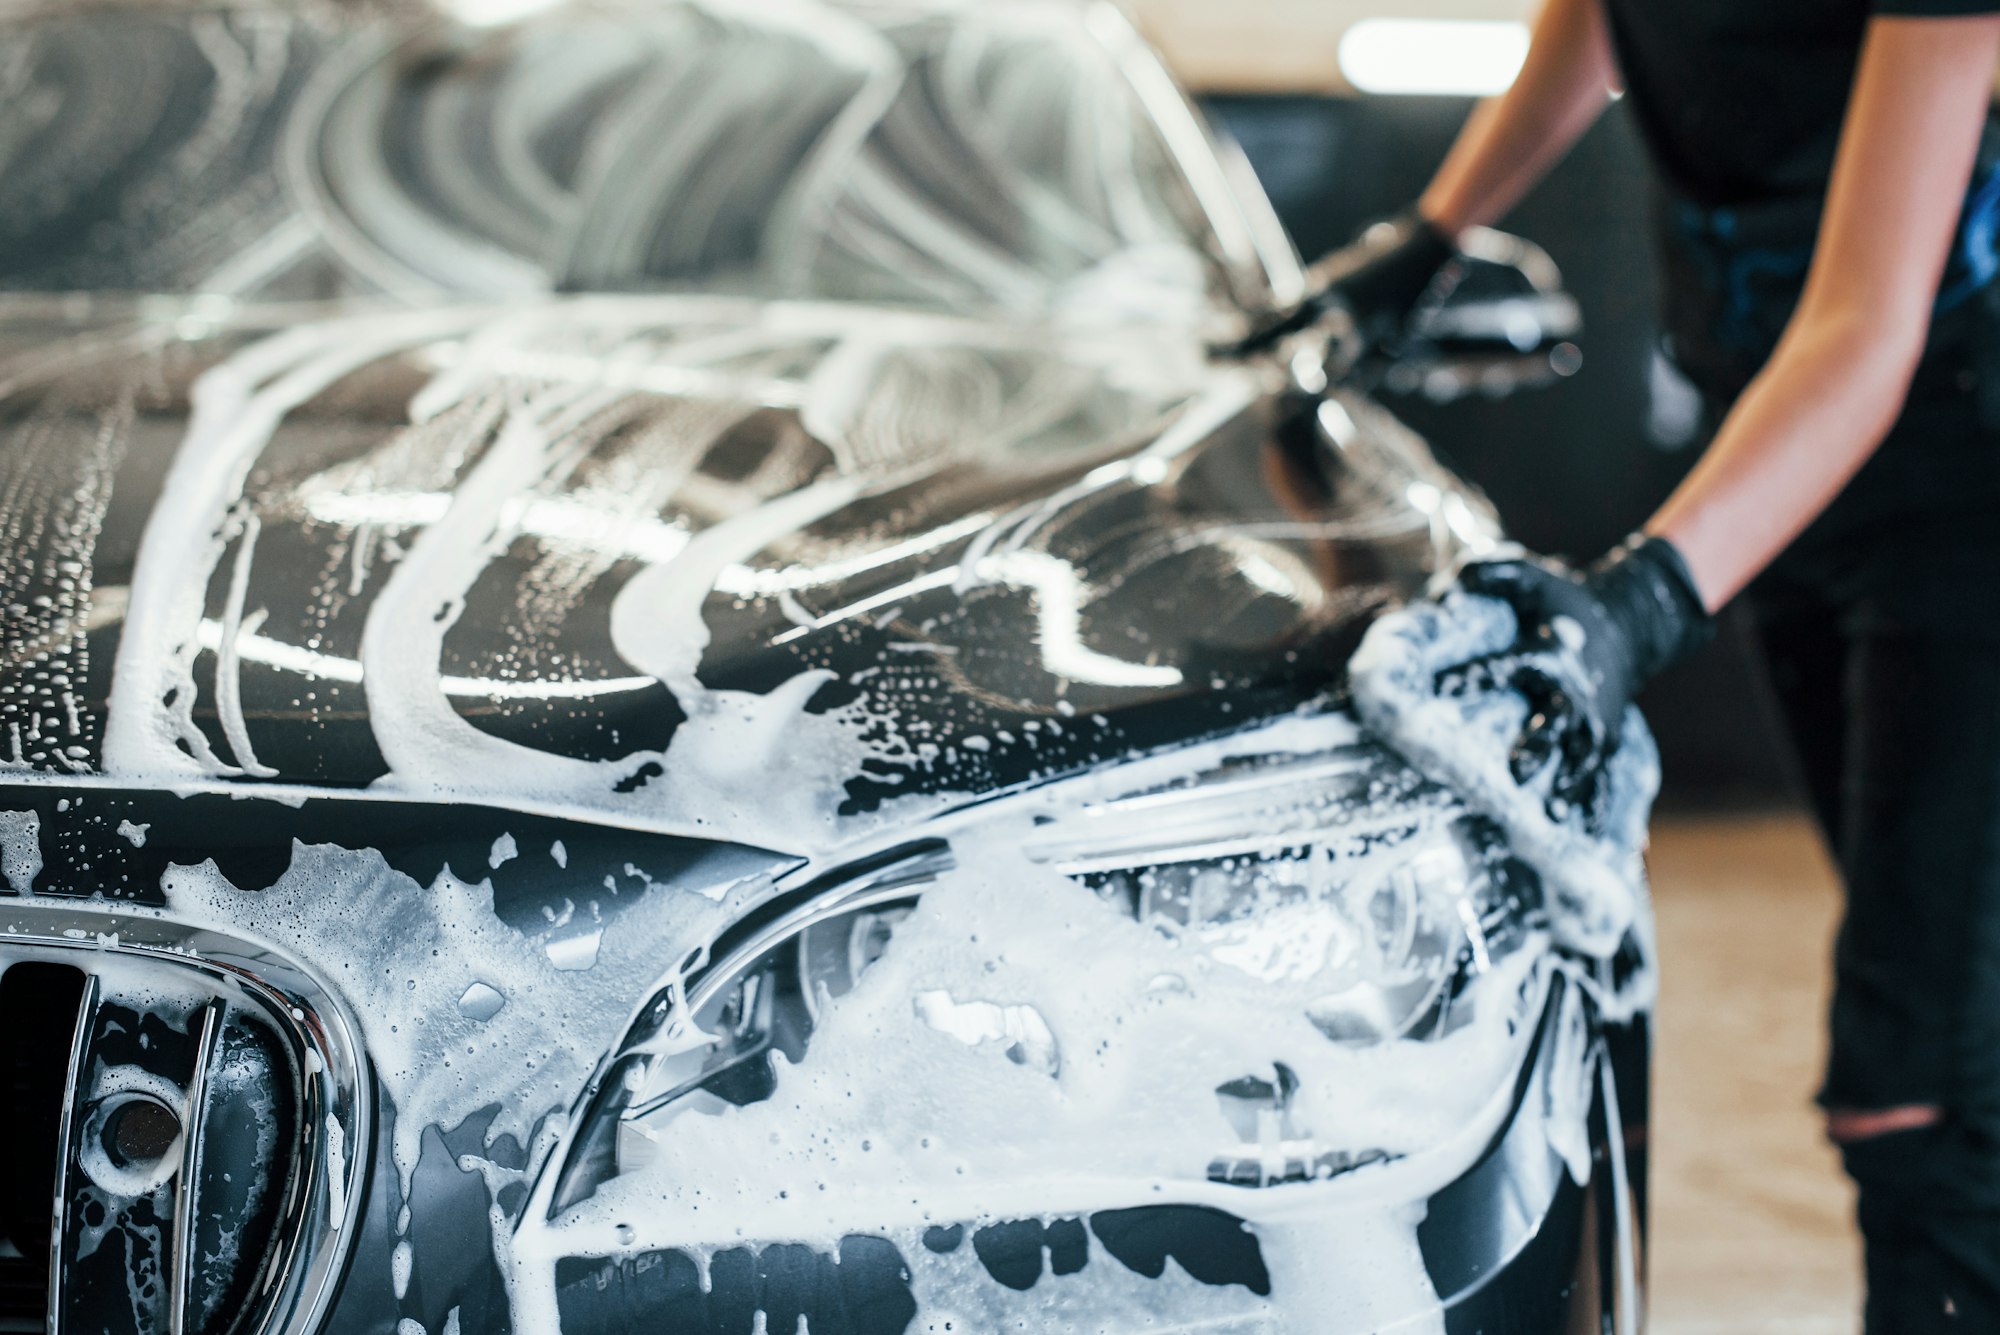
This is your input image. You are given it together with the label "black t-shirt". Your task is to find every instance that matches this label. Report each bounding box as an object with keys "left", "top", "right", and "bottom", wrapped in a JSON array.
[{"left": 1604, "top": 0, "right": 2000, "bottom": 206}]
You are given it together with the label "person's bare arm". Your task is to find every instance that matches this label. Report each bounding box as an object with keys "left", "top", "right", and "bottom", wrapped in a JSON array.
[
  {"left": 1418, "top": 0, "right": 1620, "bottom": 235},
  {"left": 1647, "top": 16, "right": 2000, "bottom": 608}
]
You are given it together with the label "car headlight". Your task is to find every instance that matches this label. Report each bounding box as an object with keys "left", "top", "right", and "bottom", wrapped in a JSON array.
[{"left": 535, "top": 712, "right": 1558, "bottom": 1232}]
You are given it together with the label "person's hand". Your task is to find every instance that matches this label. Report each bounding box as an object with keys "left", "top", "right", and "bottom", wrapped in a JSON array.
[
  {"left": 1318, "top": 211, "right": 1461, "bottom": 347},
  {"left": 1454, "top": 535, "right": 1714, "bottom": 790},
  {"left": 1348, "top": 535, "right": 1711, "bottom": 954},
  {"left": 1224, "top": 210, "right": 1459, "bottom": 357}
]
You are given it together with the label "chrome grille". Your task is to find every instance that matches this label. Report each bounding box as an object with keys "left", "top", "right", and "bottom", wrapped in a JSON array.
[{"left": 0, "top": 901, "right": 367, "bottom": 1335}]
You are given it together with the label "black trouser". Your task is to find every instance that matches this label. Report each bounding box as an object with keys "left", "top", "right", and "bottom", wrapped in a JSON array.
[
  {"left": 1659, "top": 151, "right": 2000, "bottom": 1327},
  {"left": 1741, "top": 387, "right": 2000, "bottom": 1332}
]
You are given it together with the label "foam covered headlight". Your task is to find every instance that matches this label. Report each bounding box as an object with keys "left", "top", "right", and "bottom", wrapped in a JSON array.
[{"left": 604, "top": 722, "right": 1551, "bottom": 1194}]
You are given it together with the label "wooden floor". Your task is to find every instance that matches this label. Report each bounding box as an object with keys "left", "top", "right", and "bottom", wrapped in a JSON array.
[{"left": 1647, "top": 813, "right": 1861, "bottom": 1333}]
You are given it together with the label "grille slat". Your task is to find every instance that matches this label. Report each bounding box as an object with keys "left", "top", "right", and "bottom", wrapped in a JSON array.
[
  {"left": 44, "top": 973, "right": 98, "bottom": 1335},
  {"left": 169, "top": 1003, "right": 222, "bottom": 1335}
]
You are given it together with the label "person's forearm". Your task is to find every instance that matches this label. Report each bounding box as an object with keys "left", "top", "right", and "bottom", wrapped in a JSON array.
[
  {"left": 1646, "top": 313, "right": 1924, "bottom": 609},
  {"left": 1642, "top": 14, "right": 2000, "bottom": 612},
  {"left": 1417, "top": 0, "right": 1619, "bottom": 235}
]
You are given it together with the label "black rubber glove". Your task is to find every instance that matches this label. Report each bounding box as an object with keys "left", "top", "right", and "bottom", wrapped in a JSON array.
[
  {"left": 1458, "top": 534, "right": 1714, "bottom": 782},
  {"left": 1225, "top": 210, "right": 1459, "bottom": 357}
]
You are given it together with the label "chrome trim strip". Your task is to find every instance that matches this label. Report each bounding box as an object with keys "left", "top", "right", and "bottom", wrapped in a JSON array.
[
  {"left": 1018, "top": 750, "right": 1410, "bottom": 872},
  {"left": 622, "top": 878, "right": 945, "bottom": 1124},
  {"left": 45, "top": 971, "right": 99, "bottom": 1335},
  {"left": 1600, "top": 1053, "right": 1643, "bottom": 1335},
  {"left": 170, "top": 1000, "right": 223, "bottom": 1335},
  {"left": 680, "top": 853, "right": 951, "bottom": 1023}
]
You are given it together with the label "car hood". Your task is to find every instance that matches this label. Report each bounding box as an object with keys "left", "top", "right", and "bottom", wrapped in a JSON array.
[{"left": 0, "top": 294, "right": 1480, "bottom": 857}]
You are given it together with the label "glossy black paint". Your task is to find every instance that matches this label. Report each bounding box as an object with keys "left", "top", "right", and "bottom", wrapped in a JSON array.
[{"left": 0, "top": 3, "right": 1648, "bottom": 1331}]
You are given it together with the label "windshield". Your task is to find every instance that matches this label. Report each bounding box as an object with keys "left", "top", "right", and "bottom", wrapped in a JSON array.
[{"left": 0, "top": 0, "right": 1284, "bottom": 323}]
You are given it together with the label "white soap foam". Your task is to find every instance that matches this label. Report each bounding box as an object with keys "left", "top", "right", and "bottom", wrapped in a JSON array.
[
  {"left": 82, "top": 300, "right": 1224, "bottom": 856},
  {"left": 0, "top": 808, "right": 41, "bottom": 893},
  {"left": 155, "top": 841, "right": 733, "bottom": 1201},
  {"left": 22, "top": 691, "right": 1649, "bottom": 1333},
  {"left": 1347, "top": 592, "right": 1659, "bottom": 957},
  {"left": 503, "top": 823, "right": 1563, "bottom": 1334}
]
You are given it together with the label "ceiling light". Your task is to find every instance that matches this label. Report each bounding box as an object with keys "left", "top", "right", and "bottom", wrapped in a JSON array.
[{"left": 1338, "top": 18, "right": 1530, "bottom": 97}]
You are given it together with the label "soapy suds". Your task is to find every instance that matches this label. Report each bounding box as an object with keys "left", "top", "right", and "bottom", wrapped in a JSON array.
[
  {"left": 0, "top": 809, "right": 41, "bottom": 893},
  {"left": 0, "top": 372, "right": 129, "bottom": 775},
  {"left": 1347, "top": 592, "right": 1659, "bottom": 957},
  {"left": 0, "top": 14, "right": 316, "bottom": 296},
  {"left": 498, "top": 806, "right": 1586, "bottom": 1335},
  {"left": 156, "top": 839, "right": 739, "bottom": 1201},
  {"left": 0, "top": 0, "right": 1281, "bottom": 318},
  {"left": 7, "top": 685, "right": 1654, "bottom": 1333},
  {"left": 3, "top": 0, "right": 1296, "bottom": 809},
  {"left": 79, "top": 299, "right": 1222, "bottom": 853},
  {"left": 504, "top": 705, "right": 1644, "bottom": 1331},
  {"left": 102, "top": 308, "right": 482, "bottom": 783}
]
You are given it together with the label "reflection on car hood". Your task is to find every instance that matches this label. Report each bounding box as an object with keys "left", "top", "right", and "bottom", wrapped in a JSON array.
[{"left": 0, "top": 295, "right": 1467, "bottom": 854}]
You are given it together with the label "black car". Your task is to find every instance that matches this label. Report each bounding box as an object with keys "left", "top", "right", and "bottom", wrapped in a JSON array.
[{"left": 0, "top": 2, "right": 1647, "bottom": 1332}]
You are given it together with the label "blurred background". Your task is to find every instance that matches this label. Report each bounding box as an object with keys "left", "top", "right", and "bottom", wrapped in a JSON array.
[{"left": 1122, "top": 4, "right": 1863, "bottom": 1329}]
